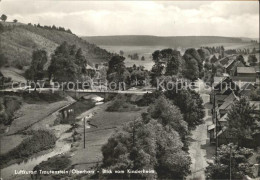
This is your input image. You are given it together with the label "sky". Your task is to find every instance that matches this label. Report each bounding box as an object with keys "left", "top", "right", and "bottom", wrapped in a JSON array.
[{"left": 0, "top": 0, "right": 259, "bottom": 38}]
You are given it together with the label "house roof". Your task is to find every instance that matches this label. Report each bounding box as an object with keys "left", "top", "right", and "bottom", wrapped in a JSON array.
[
  {"left": 249, "top": 101, "right": 260, "bottom": 111},
  {"left": 219, "top": 55, "right": 236, "bottom": 66},
  {"left": 237, "top": 67, "right": 256, "bottom": 74},
  {"left": 239, "top": 83, "right": 255, "bottom": 93},
  {"left": 254, "top": 66, "right": 260, "bottom": 72},
  {"left": 217, "top": 126, "right": 228, "bottom": 137},
  {"left": 219, "top": 113, "right": 228, "bottom": 122},
  {"left": 224, "top": 59, "right": 235, "bottom": 69},
  {"left": 208, "top": 124, "right": 216, "bottom": 131},
  {"left": 213, "top": 76, "right": 228, "bottom": 88},
  {"left": 231, "top": 76, "right": 256, "bottom": 82},
  {"left": 219, "top": 92, "right": 238, "bottom": 110}
]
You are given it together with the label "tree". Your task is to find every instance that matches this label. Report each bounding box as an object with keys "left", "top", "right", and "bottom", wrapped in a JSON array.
[
  {"left": 0, "top": 14, "right": 7, "bottom": 22},
  {"left": 0, "top": 53, "right": 8, "bottom": 67},
  {"left": 197, "top": 48, "right": 210, "bottom": 61},
  {"left": 165, "top": 53, "right": 180, "bottom": 76},
  {"left": 25, "top": 50, "right": 48, "bottom": 91},
  {"left": 48, "top": 42, "right": 84, "bottom": 86},
  {"left": 130, "top": 68, "right": 149, "bottom": 86},
  {"left": 13, "top": 19, "right": 18, "bottom": 23},
  {"left": 248, "top": 54, "right": 258, "bottom": 66},
  {"left": 236, "top": 54, "right": 246, "bottom": 66},
  {"left": 165, "top": 89, "right": 205, "bottom": 129},
  {"left": 147, "top": 96, "right": 188, "bottom": 139},
  {"left": 252, "top": 47, "right": 256, "bottom": 54},
  {"left": 206, "top": 143, "right": 254, "bottom": 179},
  {"left": 101, "top": 118, "right": 191, "bottom": 179},
  {"left": 75, "top": 48, "right": 88, "bottom": 74},
  {"left": 150, "top": 49, "right": 181, "bottom": 86},
  {"left": 150, "top": 62, "right": 164, "bottom": 87},
  {"left": 182, "top": 58, "right": 199, "bottom": 81},
  {"left": 107, "top": 56, "right": 130, "bottom": 90},
  {"left": 183, "top": 48, "right": 203, "bottom": 73},
  {"left": 210, "top": 55, "right": 218, "bottom": 63},
  {"left": 0, "top": 23, "right": 4, "bottom": 33},
  {"left": 119, "top": 50, "right": 124, "bottom": 56},
  {"left": 227, "top": 98, "right": 259, "bottom": 146},
  {"left": 141, "top": 56, "right": 145, "bottom": 61}
]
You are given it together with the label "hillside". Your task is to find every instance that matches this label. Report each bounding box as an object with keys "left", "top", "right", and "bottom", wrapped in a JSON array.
[
  {"left": 83, "top": 35, "right": 244, "bottom": 47},
  {"left": 0, "top": 22, "right": 112, "bottom": 68}
]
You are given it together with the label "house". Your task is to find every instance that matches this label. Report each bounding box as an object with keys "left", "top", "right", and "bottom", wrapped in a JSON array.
[
  {"left": 218, "top": 92, "right": 239, "bottom": 117},
  {"left": 0, "top": 71, "right": 4, "bottom": 86},
  {"left": 229, "top": 61, "right": 245, "bottom": 76},
  {"left": 238, "top": 82, "right": 255, "bottom": 98},
  {"left": 218, "top": 55, "right": 239, "bottom": 74},
  {"left": 237, "top": 67, "right": 257, "bottom": 77},
  {"left": 249, "top": 101, "right": 260, "bottom": 118},
  {"left": 210, "top": 76, "right": 240, "bottom": 103}
]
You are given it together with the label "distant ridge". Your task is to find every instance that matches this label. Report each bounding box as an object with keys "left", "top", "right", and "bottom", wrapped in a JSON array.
[{"left": 83, "top": 35, "right": 244, "bottom": 47}]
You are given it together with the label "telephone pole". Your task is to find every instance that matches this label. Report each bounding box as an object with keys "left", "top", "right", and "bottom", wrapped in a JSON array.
[{"left": 84, "top": 117, "right": 86, "bottom": 149}]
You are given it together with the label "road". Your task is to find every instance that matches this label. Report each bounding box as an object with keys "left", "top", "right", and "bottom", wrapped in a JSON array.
[
  {"left": 187, "top": 79, "right": 215, "bottom": 180},
  {"left": 0, "top": 87, "right": 153, "bottom": 94}
]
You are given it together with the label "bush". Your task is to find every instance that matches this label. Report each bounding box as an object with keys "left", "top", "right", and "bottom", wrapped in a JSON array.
[
  {"left": 106, "top": 94, "right": 140, "bottom": 112},
  {"left": 0, "top": 96, "right": 22, "bottom": 125},
  {"left": 0, "top": 130, "right": 57, "bottom": 168}
]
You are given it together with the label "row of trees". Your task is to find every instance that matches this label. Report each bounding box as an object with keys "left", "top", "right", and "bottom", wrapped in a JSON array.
[
  {"left": 28, "top": 23, "right": 73, "bottom": 34},
  {"left": 25, "top": 42, "right": 89, "bottom": 90},
  {"left": 200, "top": 46, "right": 225, "bottom": 55},
  {"left": 106, "top": 56, "right": 149, "bottom": 89},
  {"left": 26, "top": 42, "right": 149, "bottom": 90},
  {"left": 225, "top": 48, "right": 258, "bottom": 55},
  {"left": 150, "top": 48, "right": 207, "bottom": 85}
]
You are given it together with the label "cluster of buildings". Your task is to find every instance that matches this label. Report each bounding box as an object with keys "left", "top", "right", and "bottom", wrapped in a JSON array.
[{"left": 208, "top": 54, "right": 260, "bottom": 147}]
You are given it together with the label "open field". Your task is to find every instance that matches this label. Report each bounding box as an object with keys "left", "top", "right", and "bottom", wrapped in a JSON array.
[
  {"left": 0, "top": 67, "right": 27, "bottom": 83},
  {"left": 0, "top": 134, "right": 28, "bottom": 155},
  {"left": 70, "top": 101, "right": 147, "bottom": 170},
  {"left": 6, "top": 97, "right": 74, "bottom": 135}
]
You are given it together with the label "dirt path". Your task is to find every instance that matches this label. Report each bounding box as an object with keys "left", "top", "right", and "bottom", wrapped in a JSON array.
[{"left": 187, "top": 80, "right": 215, "bottom": 180}]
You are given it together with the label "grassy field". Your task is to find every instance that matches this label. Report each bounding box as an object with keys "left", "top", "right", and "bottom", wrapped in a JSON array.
[
  {"left": 6, "top": 97, "right": 74, "bottom": 135},
  {"left": 0, "top": 67, "right": 27, "bottom": 83},
  {"left": 0, "top": 135, "right": 28, "bottom": 155},
  {"left": 69, "top": 101, "right": 147, "bottom": 170}
]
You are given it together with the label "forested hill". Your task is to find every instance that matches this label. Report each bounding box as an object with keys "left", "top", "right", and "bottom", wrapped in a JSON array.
[
  {"left": 83, "top": 35, "right": 243, "bottom": 47},
  {"left": 0, "top": 22, "right": 112, "bottom": 68}
]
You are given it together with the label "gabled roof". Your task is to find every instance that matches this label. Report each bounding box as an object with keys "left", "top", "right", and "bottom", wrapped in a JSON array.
[
  {"left": 239, "top": 83, "right": 255, "bottom": 93},
  {"left": 219, "top": 113, "right": 228, "bottom": 122},
  {"left": 224, "top": 59, "right": 235, "bottom": 69},
  {"left": 249, "top": 101, "right": 260, "bottom": 111},
  {"left": 219, "top": 92, "right": 238, "bottom": 110},
  {"left": 213, "top": 76, "right": 228, "bottom": 88},
  {"left": 237, "top": 67, "right": 256, "bottom": 74},
  {"left": 232, "top": 76, "right": 256, "bottom": 82},
  {"left": 208, "top": 124, "right": 216, "bottom": 131}
]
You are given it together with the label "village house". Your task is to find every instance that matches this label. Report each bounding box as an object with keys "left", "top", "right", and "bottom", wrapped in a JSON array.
[{"left": 237, "top": 67, "right": 257, "bottom": 77}]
